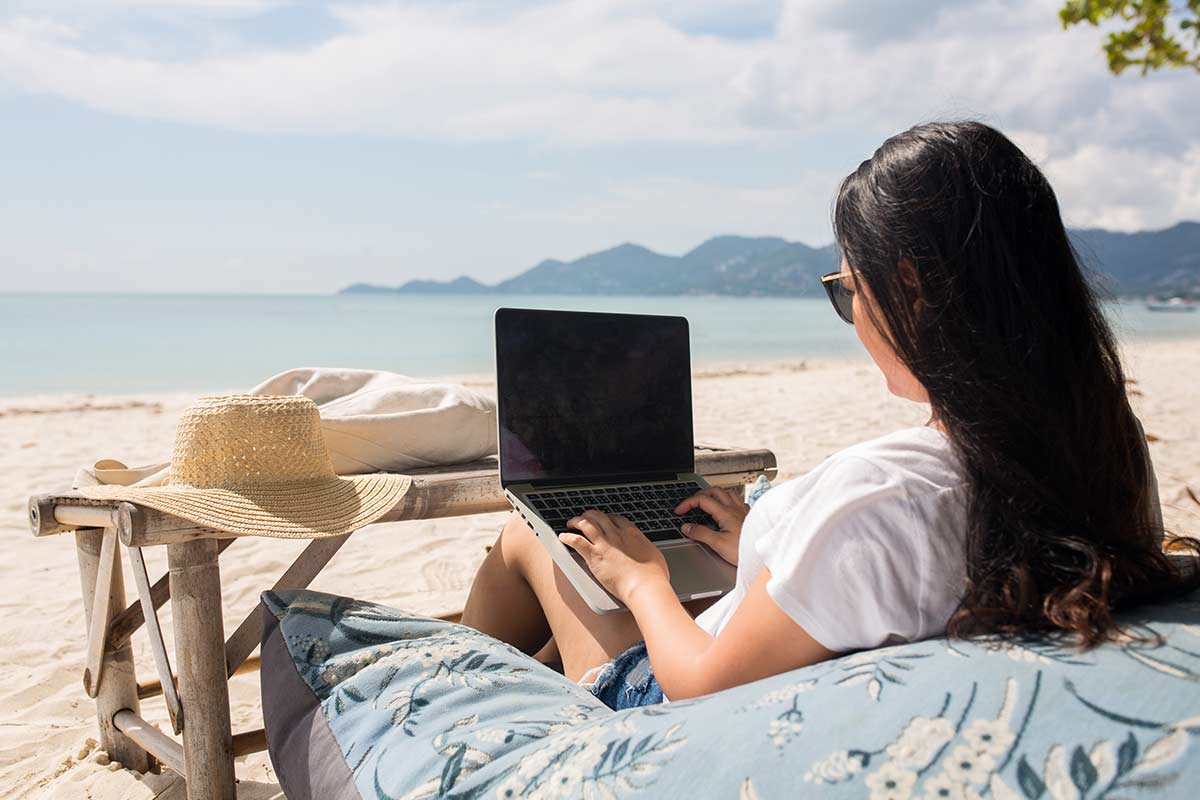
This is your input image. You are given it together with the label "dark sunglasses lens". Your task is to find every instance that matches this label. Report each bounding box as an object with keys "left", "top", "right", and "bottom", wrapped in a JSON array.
[{"left": 825, "top": 280, "right": 854, "bottom": 324}]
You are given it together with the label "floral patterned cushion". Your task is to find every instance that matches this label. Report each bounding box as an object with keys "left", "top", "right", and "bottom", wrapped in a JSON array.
[{"left": 261, "top": 586, "right": 1200, "bottom": 800}]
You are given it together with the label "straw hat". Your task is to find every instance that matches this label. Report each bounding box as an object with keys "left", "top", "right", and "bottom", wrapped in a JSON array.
[{"left": 78, "top": 394, "right": 412, "bottom": 538}]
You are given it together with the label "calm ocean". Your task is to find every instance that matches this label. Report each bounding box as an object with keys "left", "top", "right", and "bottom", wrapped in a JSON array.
[{"left": 1, "top": 293, "right": 1197, "bottom": 395}]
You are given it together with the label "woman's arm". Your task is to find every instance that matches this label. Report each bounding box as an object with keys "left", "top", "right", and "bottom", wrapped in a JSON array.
[
  {"left": 627, "top": 564, "right": 835, "bottom": 701},
  {"left": 561, "top": 510, "right": 836, "bottom": 701}
]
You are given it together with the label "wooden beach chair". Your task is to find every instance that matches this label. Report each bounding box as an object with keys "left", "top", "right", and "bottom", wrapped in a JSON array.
[{"left": 29, "top": 445, "right": 776, "bottom": 800}]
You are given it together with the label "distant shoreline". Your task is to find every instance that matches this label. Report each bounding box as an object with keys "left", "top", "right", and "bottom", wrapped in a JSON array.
[
  {"left": 1, "top": 293, "right": 1196, "bottom": 396},
  {"left": 4, "top": 337, "right": 1200, "bottom": 404}
]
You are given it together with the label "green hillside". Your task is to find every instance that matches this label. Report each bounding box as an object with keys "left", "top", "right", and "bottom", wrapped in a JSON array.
[{"left": 341, "top": 223, "right": 1200, "bottom": 297}]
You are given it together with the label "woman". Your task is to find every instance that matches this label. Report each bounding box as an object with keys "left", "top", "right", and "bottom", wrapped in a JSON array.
[{"left": 460, "top": 120, "right": 1198, "bottom": 711}]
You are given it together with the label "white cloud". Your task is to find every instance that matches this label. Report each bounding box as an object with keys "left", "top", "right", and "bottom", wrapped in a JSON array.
[
  {"left": 1, "top": 1, "right": 1194, "bottom": 145},
  {"left": 0, "top": 0, "right": 285, "bottom": 28},
  {"left": 0, "top": 0, "right": 1196, "bottom": 231},
  {"left": 1043, "top": 143, "right": 1200, "bottom": 231},
  {"left": 113, "top": 0, "right": 282, "bottom": 11},
  {"left": 0, "top": 2, "right": 768, "bottom": 143},
  {"left": 3, "top": 16, "right": 79, "bottom": 41},
  {"left": 781, "top": 0, "right": 971, "bottom": 44},
  {"left": 494, "top": 170, "right": 844, "bottom": 253},
  {"left": 56, "top": 0, "right": 283, "bottom": 15}
]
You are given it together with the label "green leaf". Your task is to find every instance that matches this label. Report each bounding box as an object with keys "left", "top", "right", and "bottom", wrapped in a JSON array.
[
  {"left": 1114, "top": 772, "right": 1183, "bottom": 790},
  {"left": 612, "top": 739, "right": 629, "bottom": 766},
  {"left": 1059, "top": 0, "right": 1200, "bottom": 74},
  {"left": 593, "top": 741, "right": 615, "bottom": 777},
  {"left": 439, "top": 745, "right": 466, "bottom": 793},
  {"left": 1017, "top": 755, "right": 1046, "bottom": 799},
  {"left": 1118, "top": 732, "right": 1139, "bottom": 775},
  {"left": 1070, "top": 745, "right": 1099, "bottom": 793}
]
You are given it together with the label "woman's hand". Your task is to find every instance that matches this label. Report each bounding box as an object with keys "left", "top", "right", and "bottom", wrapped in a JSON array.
[
  {"left": 674, "top": 486, "right": 750, "bottom": 566},
  {"left": 558, "top": 510, "right": 670, "bottom": 603}
]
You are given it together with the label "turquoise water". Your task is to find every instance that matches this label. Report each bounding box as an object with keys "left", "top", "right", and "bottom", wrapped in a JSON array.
[{"left": 0, "top": 293, "right": 1196, "bottom": 395}]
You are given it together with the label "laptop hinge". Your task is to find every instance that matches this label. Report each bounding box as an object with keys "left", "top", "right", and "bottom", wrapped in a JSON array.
[{"left": 527, "top": 471, "right": 682, "bottom": 488}]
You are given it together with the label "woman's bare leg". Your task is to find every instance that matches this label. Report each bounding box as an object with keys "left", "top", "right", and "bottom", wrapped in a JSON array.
[
  {"left": 463, "top": 511, "right": 720, "bottom": 683},
  {"left": 460, "top": 514, "right": 554, "bottom": 656}
]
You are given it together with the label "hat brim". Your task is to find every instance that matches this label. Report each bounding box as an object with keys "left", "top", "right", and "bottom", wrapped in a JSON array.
[{"left": 77, "top": 474, "right": 412, "bottom": 538}]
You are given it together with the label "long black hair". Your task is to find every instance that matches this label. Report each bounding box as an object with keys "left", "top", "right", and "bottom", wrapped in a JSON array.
[{"left": 832, "top": 120, "right": 1198, "bottom": 646}]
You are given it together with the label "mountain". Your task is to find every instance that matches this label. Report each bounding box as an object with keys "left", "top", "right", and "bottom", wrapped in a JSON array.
[
  {"left": 344, "top": 275, "right": 489, "bottom": 294},
  {"left": 1070, "top": 222, "right": 1200, "bottom": 295},
  {"left": 340, "top": 222, "right": 1200, "bottom": 297},
  {"left": 495, "top": 243, "right": 680, "bottom": 294},
  {"left": 679, "top": 238, "right": 836, "bottom": 296}
]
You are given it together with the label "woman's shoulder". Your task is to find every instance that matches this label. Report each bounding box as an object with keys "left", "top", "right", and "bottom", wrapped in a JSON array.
[
  {"left": 837, "top": 424, "right": 958, "bottom": 464},
  {"left": 749, "top": 427, "right": 970, "bottom": 652},
  {"left": 772, "top": 425, "right": 964, "bottom": 506}
]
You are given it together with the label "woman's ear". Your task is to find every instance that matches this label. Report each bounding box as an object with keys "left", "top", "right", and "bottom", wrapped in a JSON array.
[{"left": 898, "top": 256, "right": 925, "bottom": 312}]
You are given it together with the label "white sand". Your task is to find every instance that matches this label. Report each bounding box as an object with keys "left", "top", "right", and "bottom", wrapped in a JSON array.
[{"left": 2, "top": 340, "right": 1197, "bottom": 799}]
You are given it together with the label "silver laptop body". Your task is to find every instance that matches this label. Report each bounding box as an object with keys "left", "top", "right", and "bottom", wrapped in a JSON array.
[{"left": 495, "top": 307, "right": 736, "bottom": 615}]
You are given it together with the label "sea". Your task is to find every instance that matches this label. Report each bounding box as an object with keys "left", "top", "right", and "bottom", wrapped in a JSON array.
[{"left": 1, "top": 293, "right": 1198, "bottom": 396}]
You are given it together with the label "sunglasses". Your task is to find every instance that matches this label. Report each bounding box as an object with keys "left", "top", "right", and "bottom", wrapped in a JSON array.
[{"left": 820, "top": 271, "right": 856, "bottom": 325}]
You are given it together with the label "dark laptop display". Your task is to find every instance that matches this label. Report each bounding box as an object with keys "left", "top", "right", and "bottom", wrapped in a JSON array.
[{"left": 495, "top": 308, "right": 695, "bottom": 487}]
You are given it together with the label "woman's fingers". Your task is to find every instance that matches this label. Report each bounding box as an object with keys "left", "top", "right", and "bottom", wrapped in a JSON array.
[
  {"left": 675, "top": 487, "right": 742, "bottom": 513},
  {"left": 558, "top": 531, "right": 593, "bottom": 555},
  {"left": 708, "top": 486, "right": 747, "bottom": 509},
  {"left": 582, "top": 509, "right": 622, "bottom": 538},
  {"left": 609, "top": 514, "right": 642, "bottom": 534},
  {"left": 568, "top": 509, "right": 619, "bottom": 541},
  {"left": 672, "top": 493, "right": 708, "bottom": 513},
  {"left": 673, "top": 493, "right": 737, "bottom": 528},
  {"left": 680, "top": 523, "right": 719, "bottom": 542},
  {"left": 565, "top": 516, "right": 601, "bottom": 543}
]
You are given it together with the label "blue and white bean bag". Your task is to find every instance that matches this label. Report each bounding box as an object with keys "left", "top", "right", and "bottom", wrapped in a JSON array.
[{"left": 261, "top": 581, "right": 1200, "bottom": 800}]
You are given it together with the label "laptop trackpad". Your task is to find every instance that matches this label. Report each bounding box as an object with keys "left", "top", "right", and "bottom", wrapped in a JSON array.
[{"left": 663, "top": 543, "right": 735, "bottom": 596}]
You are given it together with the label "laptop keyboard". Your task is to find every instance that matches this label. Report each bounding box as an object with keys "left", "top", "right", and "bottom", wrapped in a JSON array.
[{"left": 525, "top": 481, "right": 719, "bottom": 543}]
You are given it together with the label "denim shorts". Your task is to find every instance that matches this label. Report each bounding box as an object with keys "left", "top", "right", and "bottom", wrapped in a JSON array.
[{"left": 576, "top": 640, "right": 664, "bottom": 710}]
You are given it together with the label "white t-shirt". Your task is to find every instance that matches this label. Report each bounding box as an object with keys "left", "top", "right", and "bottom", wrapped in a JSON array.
[{"left": 691, "top": 425, "right": 970, "bottom": 653}]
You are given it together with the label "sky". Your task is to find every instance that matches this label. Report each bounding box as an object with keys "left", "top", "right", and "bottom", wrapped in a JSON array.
[{"left": 1, "top": 0, "right": 1197, "bottom": 294}]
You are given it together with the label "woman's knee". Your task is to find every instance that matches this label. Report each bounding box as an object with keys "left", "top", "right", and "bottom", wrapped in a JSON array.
[
  {"left": 499, "top": 511, "right": 539, "bottom": 564},
  {"left": 501, "top": 509, "right": 531, "bottom": 541}
]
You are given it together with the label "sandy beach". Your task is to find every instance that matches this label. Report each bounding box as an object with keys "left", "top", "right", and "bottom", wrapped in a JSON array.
[{"left": 2, "top": 339, "right": 1198, "bottom": 799}]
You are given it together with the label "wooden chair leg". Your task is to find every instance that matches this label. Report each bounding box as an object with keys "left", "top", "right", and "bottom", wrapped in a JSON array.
[
  {"left": 74, "top": 528, "right": 151, "bottom": 772},
  {"left": 129, "top": 545, "right": 184, "bottom": 733},
  {"left": 169, "top": 538, "right": 236, "bottom": 800},
  {"left": 83, "top": 527, "right": 118, "bottom": 697}
]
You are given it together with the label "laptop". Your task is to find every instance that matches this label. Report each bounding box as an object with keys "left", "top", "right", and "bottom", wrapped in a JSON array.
[{"left": 495, "top": 307, "right": 737, "bottom": 614}]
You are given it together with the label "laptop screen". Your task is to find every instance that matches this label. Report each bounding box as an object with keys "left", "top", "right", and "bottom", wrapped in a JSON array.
[{"left": 495, "top": 307, "right": 695, "bottom": 486}]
